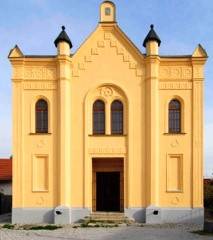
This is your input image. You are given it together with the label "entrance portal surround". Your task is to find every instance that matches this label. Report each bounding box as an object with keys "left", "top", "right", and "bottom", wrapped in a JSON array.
[{"left": 92, "top": 158, "right": 124, "bottom": 212}]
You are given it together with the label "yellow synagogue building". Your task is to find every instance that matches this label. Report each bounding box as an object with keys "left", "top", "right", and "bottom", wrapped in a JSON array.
[{"left": 8, "top": 1, "right": 207, "bottom": 224}]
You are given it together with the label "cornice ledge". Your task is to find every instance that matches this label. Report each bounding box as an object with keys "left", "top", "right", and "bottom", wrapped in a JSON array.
[{"left": 56, "top": 55, "right": 72, "bottom": 62}]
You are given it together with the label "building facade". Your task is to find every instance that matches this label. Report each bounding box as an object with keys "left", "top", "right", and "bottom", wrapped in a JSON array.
[{"left": 9, "top": 1, "right": 207, "bottom": 224}]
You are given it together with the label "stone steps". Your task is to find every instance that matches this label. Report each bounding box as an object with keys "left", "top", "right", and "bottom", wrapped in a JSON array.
[{"left": 82, "top": 212, "right": 134, "bottom": 224}]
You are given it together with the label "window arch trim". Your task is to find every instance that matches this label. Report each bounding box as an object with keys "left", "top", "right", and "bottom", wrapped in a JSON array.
[
  {"left": 93, "top": 99, "right": 105, "bottom": 135},
  {"left": 30, "top": 96, "right": 51, "bottom": 134},
  {"left": 111, "top": 99, "right": 124, "bottom": 135},
  {"left": 35, "top": 98, "right": 48, "bottom": 133},
  {"left": 85, "top": 84, "right": 128, "bottom": 136},
  {"left": 168, "top": 98, "right": 182, "bottom": 134}
]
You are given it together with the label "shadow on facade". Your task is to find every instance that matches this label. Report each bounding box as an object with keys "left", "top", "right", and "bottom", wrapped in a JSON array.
[{"left": 0, "top": 192, "right": 12, "bottom": 215}]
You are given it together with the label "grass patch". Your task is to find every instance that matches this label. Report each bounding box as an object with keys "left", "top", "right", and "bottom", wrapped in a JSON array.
[
  {"left": 72, "top": 225, "right": 79, "bottom": 228},
  {"left": 80, "top": 223, "right": 89, "bottom": 227},
  {"left": 192, "top": 230, "right": 213, "bottom": 236},
  {"left": 2, "top": 224, "right": 61, "bottom": 231},
  {"left": 28, "top": 225, "right": 62, "bottom": 230},
  {"left": 2, "top": 224, "right": 15, "bottom": 229}
]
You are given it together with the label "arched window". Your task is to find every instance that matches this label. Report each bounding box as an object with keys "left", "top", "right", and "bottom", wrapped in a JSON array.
[
  {"left": 111, "top": 100, "right": 123, "bottom": 135},
  {"left": 169, "top": 99, "right": 181, "bottom": 133},
  {"left": 105, "top": 7, "right": 111, "bottom": 15},
  {"left": 36, "top": 99, "right": 48, "bottom": 133},
  {"left": 93, "top": 100, "right": 105, "bottom": 135}
]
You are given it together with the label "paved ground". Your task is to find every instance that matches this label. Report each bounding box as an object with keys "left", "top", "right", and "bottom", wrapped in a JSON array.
[{"left": 0, "top": 224, "right": 213, "bottom": 240}]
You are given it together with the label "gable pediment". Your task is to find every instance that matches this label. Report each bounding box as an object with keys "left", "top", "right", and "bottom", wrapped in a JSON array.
[{"left": 72, "top": 24, "right": 145, "bottom": 78}]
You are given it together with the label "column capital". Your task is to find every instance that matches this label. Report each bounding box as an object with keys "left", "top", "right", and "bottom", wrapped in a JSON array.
[
  {"left": 192, "top": 64, "right": 205, "bottom": 80},
  {"left": 56, "top": 55, "right": 72, "bottom": 63},
  {"left": 57, "top": 56, "right": 72, "bottom": 81},
  {"left": 145, "top": 55, "right": 160, "bottom": 63}
]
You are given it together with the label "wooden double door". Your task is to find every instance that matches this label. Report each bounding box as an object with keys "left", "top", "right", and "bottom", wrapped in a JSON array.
[{"left": 92, "top": 158, "right": 124, "bottom": 212}]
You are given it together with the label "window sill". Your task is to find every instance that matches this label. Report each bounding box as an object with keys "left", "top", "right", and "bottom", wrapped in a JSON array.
[
  {"left": 166, "top": 190, "right": 183, "bottom": 193},
  {"left": 32, "top": 190, "right": 49, "bottom": 193},
  {"left": 29, "top": 133, "right": 52, "bottom": 135},
  {"left": 89, "top": 134, "right": 127, "bottom": 137},
  {"left": 163, "top": 132, "right": 186, "bottom": 135}
]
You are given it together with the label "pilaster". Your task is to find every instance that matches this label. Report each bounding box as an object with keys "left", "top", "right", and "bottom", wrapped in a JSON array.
[
  {"left": 192, "top": 59, "right": 205, "bottom": 207},
  {"left": 145, "top": 56, "right": 160, "bottom": 206},
  {"left": 57, "top": 55, "right": 72, "bottom": 206},
  {"left": 10, "top": 59, "right": 24, "bottom": 207}
]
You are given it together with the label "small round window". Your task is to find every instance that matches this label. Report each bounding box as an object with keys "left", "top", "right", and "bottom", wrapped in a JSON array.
[{"left": 105, "top": 7, "right": 111, "bottom": 16}]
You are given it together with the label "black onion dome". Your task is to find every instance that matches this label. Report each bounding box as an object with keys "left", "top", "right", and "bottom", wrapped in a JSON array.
[
  {"left": 143, "top": 24, "right": 161, "bottom": 47},
  {"left": 54, "top": 26, "right": 72, "bottom": 48}
]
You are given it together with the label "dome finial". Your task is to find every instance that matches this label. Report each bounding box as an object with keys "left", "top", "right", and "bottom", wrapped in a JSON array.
[
  {"left": 143, "top": 24, "right": 161, "bottom": 48},
  {"left": 54, "top": 26, "right": 73, "bottom": 49}
]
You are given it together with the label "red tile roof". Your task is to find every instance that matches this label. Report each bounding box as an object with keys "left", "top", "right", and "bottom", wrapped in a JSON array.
[
  {"left": 204, "top": 178, "right": 213, "bottom": 185},
  {"left": 0, "top": 159, "right": 12, "bottom": 181}
]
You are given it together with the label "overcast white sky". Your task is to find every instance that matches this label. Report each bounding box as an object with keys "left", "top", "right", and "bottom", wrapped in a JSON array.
[{"left": 0, "top": 0, "right": 212, "bottom": 177}]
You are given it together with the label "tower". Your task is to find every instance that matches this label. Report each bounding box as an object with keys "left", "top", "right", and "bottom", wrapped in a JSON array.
[
  {"left": 143, "top": 24, "right": 161, "bottom": 55},
  {"left": 54, "top": 26, "right": 72, "bottom": 55},
  {"left": 100, "top": 1, "right": 116, "bottom": 23}
]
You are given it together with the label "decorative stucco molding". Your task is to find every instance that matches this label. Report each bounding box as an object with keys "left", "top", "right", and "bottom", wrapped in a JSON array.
[
  {"left": 159, "top": 82, "right": 192, "bottom": 90},
  {"left": 24, "top": 67, "right": 56, "bottom": 80},
  {"left": 170, "top": 139, "right": 179, "bottom": 148},
  {"left": 23, "top": 82, "right": 57, "bottom": 90},
  {"left": 73, "top": 31, "right": 144, "bottom": 78},
  {"left": 88, "top": 147, "right": 126, "bottom": 154},
  {"left": 193, "top": 66, "right": 204, "bottom": 79},
  {"left": 36, "top": 196, "right": 45, "bottom": 206},
  {"left": 104, "top": 32, "right": 111, "bottom": 40},
  {"left": 36, "top": 139, "right": 47, "bottom": 148},
  {"left": 13, "top": 66, "right": 24, "bottom": 79},
  {"left": 171, "top": 196, "right": 180, "bottom": 205},
  {"left": 100, "top": 86, "right": 113, "bottom": 97},
  {"left": 160, "top": 66, "right": 192, "bottom": 80},
  {"left": 97, "top": 40, "right": 105, "bottom": 47}
]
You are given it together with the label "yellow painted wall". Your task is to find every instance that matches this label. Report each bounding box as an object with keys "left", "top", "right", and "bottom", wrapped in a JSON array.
[{"left": 9, "top": 1, "right": 207, "bottom": 211}]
